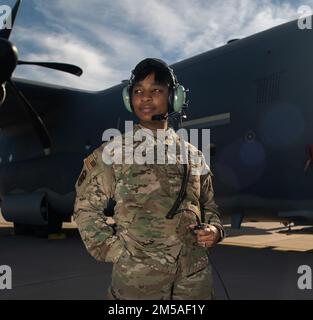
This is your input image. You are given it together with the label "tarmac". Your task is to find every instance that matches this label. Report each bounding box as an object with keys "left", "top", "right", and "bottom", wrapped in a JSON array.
[{"left": 1, "top": 213, "right": 313, "bottom": 300}]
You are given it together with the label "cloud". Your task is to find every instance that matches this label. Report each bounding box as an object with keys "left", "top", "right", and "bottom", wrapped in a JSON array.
[
  {"left": 10, "top": 0, "right": 303, "bottom": 90},
  {"left": 13, "top": 27, "right": 118, "bottom": 90}
]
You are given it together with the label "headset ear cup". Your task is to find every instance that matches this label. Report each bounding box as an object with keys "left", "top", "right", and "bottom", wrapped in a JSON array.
[
  {"left": 173, "top": 85, "right": 186, "bottom": 112},
  {"left": 122, "top": 86, "right": 133, "bottom": 113},
  {"left": 168, "top": 91, "right": 174, "bottom": 113}
]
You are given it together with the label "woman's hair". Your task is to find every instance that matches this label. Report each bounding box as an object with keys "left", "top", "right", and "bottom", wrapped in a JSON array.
[{"left": 132, "top": 65, "right": 173, "bottom": 88}]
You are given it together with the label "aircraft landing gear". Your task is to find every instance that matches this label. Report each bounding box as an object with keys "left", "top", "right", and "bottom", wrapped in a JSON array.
[
  {"left": 13, "top": 216, "right": 65, "bottom": 238},
  {"left": 13, "top": 223, "right": 31, "bottom": 236},
  {"left": 231, "top": 213, "right": 244, "bottom": 229},
  {"left": 47, "top": 213, "right": 66, "bottom": 240},
  {"left": 34, "top": 212, "right": 66, "bottom": 238},
  {"left": 13, "top": 223, "right": 48, "bottom": 237}
]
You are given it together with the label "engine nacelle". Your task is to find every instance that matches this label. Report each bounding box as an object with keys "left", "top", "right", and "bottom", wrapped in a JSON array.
[{"left": 1, "top": 193, "right": 48, "bottom": 226}]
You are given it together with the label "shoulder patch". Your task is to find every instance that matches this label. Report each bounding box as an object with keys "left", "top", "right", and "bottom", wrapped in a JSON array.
[
  {"left": 77, "top": 169, "right": 87, "bottom": 186},
  {"left": 84, "top": 153, "right": 97, "bottom": 171}
]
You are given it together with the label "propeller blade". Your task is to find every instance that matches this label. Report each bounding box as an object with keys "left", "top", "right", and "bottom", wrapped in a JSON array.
[
  {"left": 7, "top": 79, "right": 52, "bottom": 154},
  {"left": 17, "top": 60, "right": 83, "bottom": 76},
  {"left": 0, "top": 0, "right": 22, "bottom": 40}
]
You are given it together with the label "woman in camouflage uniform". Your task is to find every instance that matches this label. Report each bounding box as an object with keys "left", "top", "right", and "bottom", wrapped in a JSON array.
[{"left": 74, "top": 58, "right": 224, "bottom": 300}]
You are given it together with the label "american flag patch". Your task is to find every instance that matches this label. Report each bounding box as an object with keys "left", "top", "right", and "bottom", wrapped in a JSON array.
[{"left": 84, "top": 153, "right": 97, "bottom": 171}]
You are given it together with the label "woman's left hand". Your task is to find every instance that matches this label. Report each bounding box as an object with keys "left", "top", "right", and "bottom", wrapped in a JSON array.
[{"left": 188, "top": 224, "right": 220, "bottom": 248}]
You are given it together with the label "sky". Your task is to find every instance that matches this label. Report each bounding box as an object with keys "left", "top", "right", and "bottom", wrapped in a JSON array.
[{"left": 1, "top": 0, "right": 313, "bottom": 91}]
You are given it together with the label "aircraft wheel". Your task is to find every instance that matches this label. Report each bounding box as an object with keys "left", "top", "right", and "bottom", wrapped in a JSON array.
[
  {"left": 47, "top": 213, "right": 66, "bottom": 239},
  {"left": 48, "top": 215, "right": 63, "bottom": 234}
]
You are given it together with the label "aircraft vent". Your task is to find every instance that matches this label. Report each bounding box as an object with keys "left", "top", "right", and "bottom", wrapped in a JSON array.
[{"left": 256, "top": 72, "right": 281, "bottom": 104}]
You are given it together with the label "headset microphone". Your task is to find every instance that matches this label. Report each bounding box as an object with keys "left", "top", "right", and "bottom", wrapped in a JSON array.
[
  {"left": 151, "top": 111, "right": 181, "bottom": 121},
  {"left": 151, "top": 114, "right": 168, "bottom": 121}
]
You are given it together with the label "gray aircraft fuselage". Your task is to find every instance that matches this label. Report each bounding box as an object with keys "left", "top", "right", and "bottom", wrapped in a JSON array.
[{"left": 1, "top": 17, "right": 312, "bottom": 229}]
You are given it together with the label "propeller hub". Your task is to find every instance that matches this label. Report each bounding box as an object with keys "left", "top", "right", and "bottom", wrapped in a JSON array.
[
  {"left": 0, "top": 84, "right": 6, "bottom": 106},
  {"left": 0, "top": 39, "right": 19, "bottom": 84}
]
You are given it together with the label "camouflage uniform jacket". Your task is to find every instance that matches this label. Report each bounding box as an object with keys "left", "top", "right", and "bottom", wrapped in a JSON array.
[{"left": 74, "top": 124, "right": 224, "bottom": 276}]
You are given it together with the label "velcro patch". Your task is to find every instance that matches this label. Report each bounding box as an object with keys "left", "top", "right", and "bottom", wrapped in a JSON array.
[{"left": 84, "top": 153, "right": 97, "bottom": 171}]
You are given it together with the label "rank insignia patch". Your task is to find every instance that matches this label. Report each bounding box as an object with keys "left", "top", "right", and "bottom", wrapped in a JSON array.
[
  {"left": 84, "top": 153, "right": 97, "bottom": 171},
  {"left": 78, "top": 169, "right": 87, "bottom": 186}
]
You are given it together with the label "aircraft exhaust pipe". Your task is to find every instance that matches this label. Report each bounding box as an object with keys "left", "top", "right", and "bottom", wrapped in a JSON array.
[{"left": 1, "top": 193, "right": 48, "bottom": 225}]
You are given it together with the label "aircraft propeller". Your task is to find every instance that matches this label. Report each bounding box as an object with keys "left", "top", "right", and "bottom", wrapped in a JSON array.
[{"left": 0, "top": 0, "right": 83, "bottom": 153}]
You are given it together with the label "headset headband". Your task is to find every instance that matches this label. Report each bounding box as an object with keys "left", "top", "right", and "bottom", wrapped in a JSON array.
[{"left": 129, "top": 58, "right": 178, "bottom": 89}]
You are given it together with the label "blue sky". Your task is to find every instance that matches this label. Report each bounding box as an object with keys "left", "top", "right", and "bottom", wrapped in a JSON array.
[{"left": 2, "top": 0, "right": 312, "bottom": 90}]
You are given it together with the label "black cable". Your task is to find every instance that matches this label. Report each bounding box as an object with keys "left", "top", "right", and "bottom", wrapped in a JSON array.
[
  {"left": 195, "top": 216, "right": 231, "bottom": 300},
  {"left": 166, "top": 164, "right": 190, "bottom": 219},
  {"left": 207, "top": 252, "right": 231, "bottom": 300}
]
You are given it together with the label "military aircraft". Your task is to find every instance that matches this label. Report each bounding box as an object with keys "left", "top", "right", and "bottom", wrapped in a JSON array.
[{"left": 1, "top": 0, "right": 313, "bottom": 236}]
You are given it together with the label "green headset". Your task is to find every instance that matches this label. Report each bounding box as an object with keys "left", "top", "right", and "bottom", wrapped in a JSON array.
[{"left": 122, "top": 58, "right": 187, "bottom": 115}]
